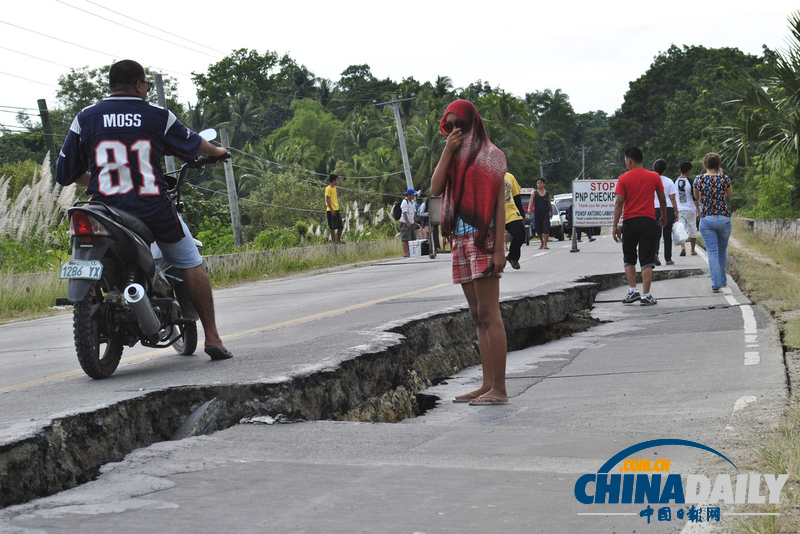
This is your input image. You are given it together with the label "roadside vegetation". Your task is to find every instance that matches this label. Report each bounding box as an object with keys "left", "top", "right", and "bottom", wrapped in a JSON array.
[{"left": 726, "top": 219, "right": 800, "bottom": 533}]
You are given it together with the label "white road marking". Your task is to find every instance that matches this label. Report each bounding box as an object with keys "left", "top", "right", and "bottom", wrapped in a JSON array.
[{"left": 744, "top": 352, "right": 761, "bottom": 366}]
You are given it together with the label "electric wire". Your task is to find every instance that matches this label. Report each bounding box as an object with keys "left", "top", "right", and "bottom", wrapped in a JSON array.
[
  {"left": 0, "top": 70, "right": 57, "bottom": 88},
  {"left": 55, "top": 0, "right": 223, "bottom": 60},
  {"left": 0, "top": 20, "right": 189, "bottom": 78},
  {"left": 84, "top": 0, "right": 227, "bottom": 56},
  {"left": 0, "top": 45, "right": 73, "bottom": 69}
]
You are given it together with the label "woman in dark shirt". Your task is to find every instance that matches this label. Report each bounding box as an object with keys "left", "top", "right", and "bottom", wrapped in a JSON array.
[{"left": 693, "top": 153, "right": 733, "bottom": 292}]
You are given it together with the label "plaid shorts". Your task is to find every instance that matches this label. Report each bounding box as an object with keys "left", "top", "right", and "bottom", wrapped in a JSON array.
[{"left": 451, "top": 231, "right": 502, "bottom": 285}]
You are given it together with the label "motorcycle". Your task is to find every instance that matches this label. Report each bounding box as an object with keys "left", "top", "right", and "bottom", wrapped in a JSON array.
[{"left": 56, "top": 141, "right": 230, "bottom": 379}]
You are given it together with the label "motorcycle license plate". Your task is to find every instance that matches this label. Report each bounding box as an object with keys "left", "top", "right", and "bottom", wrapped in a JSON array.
[{"left": 59, "top": 259, "right": 103, "bottom": 280}]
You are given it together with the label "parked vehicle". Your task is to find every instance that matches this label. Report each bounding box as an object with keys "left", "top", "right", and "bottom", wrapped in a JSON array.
[
  {"left": 519, "top": 188, "right": 565, "bottom": 242},
  {"left": 553, "top": 194, "right": 573, "bottom": 237},
  {"left": 553, "top": 192, "right": 601, "bottom": 238},
  {"left": 56, "top": 147, "right": 230, "bottom": 379}
]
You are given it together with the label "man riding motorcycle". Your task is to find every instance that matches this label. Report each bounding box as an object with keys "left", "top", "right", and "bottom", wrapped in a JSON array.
[{"left": 55, "top": 59, "right": 233, "bottom": 361}]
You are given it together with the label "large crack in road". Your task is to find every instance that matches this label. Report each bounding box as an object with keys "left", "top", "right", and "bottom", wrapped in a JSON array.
[{"left": 0, "top": 270, "right": 704, "bottom": 509}]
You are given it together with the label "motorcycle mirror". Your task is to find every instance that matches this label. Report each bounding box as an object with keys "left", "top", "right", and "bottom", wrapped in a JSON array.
[{"left": 198, "top": 129, "right": 217, "bottom": 142}]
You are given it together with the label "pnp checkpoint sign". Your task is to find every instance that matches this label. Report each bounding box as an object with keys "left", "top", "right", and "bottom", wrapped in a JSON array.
[{"left": 572, "top": 180, "right": 618, "bottom": 226}]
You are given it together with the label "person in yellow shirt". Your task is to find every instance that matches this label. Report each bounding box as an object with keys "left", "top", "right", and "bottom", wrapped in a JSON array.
[
  {"left": 504, "top": 172, "right": 525, "bottom": 269},
  {"left": 325, "top": 174, "right": 344, "bottom": 244}
]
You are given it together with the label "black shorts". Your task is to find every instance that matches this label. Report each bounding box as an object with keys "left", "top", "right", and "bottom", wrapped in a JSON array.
[
  {"left": 534, "top": 216, "right": 550, "bottom": 235},
  {"left": 327, "top": 210, "right": 343, "bottom": 230},
  {"left": 622, "top": 216, "right": 659, "bottom": 268}
]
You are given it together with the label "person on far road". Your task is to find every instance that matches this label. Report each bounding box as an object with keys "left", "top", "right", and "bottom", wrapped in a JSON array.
[
  {"left": 400, "top": 188, "right": 419, "bottom": 257},
  {"left": 694, "top": 153, "right": 733, "bottom": 292},
  {"left": 503, "top": 172, "right": 525, "bottom": 269},
  {"left": 674, "top": 161, "right": 700, "bottom": 256},
  {"left": 612, "top": 147, "right": 667, "bottom": 306},
  {"left": 55, "top": 59, "right": 232, "bottom": 360},
  {"left": 325, "top": 174, "right": 344, "bottom": 244},
  {"left": 431, "top": 99, "right": 508, "bottom": 406},
  {"left": 528, "top": 177, "right": 552, "bottom": 249},
  {"left": 652, "top": 159, "right": 678, "bottom": 266}
]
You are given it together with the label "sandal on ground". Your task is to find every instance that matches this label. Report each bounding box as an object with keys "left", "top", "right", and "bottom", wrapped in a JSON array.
[
  {"left": 469, "top": 395, "right": 509, "bottom": 406},
  {"left": 453, "top": 392, "right": 481, "bottom": 403},
  {"left": 205, "top": 346, "right": 233, "bottom": 360}
]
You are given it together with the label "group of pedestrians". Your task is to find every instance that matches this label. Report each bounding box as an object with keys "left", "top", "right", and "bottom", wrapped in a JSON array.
[{"left": 613, "top": 148, "right": 734, "bottom": 305}]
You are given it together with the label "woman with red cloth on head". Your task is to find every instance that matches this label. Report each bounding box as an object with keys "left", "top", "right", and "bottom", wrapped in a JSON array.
[{"left": 430, "top": 100, "right": 509, "bottom": 406}]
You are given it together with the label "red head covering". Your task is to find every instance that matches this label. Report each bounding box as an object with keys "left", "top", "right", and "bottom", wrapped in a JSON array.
[{"left": 439, "top": 100, "right": 506, "bottom": 253}]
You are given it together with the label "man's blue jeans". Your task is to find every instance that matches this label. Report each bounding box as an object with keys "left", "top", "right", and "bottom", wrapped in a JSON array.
[{"left": 699, "top": 215, "right": 732, "bottom": 289}]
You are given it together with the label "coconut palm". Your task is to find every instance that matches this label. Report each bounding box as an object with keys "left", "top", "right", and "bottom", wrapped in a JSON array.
[
  {"left": 219, "top": 93, "right": 263, "bottom": 148},
  {"left": 407, "top": 111, "right": 445, "bottom": 189},
  {"left": 718, "top": 11, "right": 800, "bottom": 207}
]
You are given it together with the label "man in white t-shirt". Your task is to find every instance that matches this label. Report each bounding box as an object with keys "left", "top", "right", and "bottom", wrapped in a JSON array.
[
  {"left": 400, "top": 188, "right": 419, "bottom": 257},
  {"left": 674, "top": 161, "right": 700, "bottom": 256},
  {"left": 652, "top": 159, "right": 679, "bottom": 265}
]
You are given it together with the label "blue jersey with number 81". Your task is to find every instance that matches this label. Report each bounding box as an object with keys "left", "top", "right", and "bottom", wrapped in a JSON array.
[{"left": 56, "top": 96, "right": 202, "bottom": 243}]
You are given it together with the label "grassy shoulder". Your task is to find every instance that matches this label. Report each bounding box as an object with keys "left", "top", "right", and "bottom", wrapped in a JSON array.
[
  {"left": 726, "top": 219, "right": 800, "bottom": 533},
  {"left": 0, "top": 240, "right": 402, "bottom": 325}
]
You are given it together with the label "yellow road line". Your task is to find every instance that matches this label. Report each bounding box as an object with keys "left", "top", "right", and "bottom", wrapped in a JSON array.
[{"left": 0, "top": 282, "right": 451, "bottom": 394}]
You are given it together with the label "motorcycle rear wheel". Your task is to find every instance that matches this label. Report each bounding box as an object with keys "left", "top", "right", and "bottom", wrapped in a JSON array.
[{"left": 73, "top": 286, "right": 124, "bottom": 379}]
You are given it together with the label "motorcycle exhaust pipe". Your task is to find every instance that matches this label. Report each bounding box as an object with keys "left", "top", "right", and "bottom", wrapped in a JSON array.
[{"left": 124, "top": 283, "right": 160, "bottom": 337}]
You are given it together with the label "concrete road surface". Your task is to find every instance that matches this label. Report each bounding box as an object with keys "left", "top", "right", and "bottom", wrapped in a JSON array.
[{"left": 0, "top": 234, "right": 786, "bottom": 533}]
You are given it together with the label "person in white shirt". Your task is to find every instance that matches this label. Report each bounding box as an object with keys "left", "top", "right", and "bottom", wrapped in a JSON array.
[
  {"left": 400, "top": 188, "right": 419, "bottom": 257},
  {"left": 652, "top": 159, "right": 679, "bottom": 265},
  {"left": 674, "top": 162, "right": 700, "bottom": 256}
]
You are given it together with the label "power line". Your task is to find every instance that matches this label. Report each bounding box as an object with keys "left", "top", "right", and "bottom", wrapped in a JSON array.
[
  {"left": 0, "top": 45, "right": 73, "bottom": 69},
  {"left": 0, "top": 70, "right": 57, "bottom": 88},
  {"left": 230, "top": 147, "right": 406, "bottom": 181},
  {"left": 0, "top": 19, "right": 190, "bottom": 78},
  {"left": 85, "top": 0, "right": 227, "bottom": 56},
  {"left": 56, "top": 0, "right": 222, "bottom": 60},
  {"left": 193, "top": 184, "right": 326, "bottom": 214}
]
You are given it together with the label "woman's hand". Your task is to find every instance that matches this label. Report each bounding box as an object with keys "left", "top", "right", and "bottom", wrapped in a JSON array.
[
  {"left": 444, "top": 127, "right": 463, "bottom": 156},
  {"left": 492, "top": 248, "right": 506, "bottom": 275}
]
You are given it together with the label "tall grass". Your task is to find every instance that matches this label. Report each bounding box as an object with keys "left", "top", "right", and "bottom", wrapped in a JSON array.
[
  {"left": 729, "top": 220, "right": 800, "bottom": 312},
  {"left": 0, "top": 272, "right": 67, "bottom": 323},
  {"left": 208, "top": 241, "right": 401, "bottom": 287}
]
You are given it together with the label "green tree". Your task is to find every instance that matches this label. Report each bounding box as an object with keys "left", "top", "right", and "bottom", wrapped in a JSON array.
[
  {"left": 718, "top": 11, "right": 800, "bottom": 209},
  {"left": 611, "top": 44, "right": 760, "bottom": 162},
  {"left": 218, "top": 93, "right": 264, "bottom": 148},
  {"left": 56, "top": 64, "right": 183, "bottom": 117}
]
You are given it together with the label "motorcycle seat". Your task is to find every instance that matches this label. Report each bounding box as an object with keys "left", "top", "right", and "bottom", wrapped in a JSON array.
[{"left": 85, "top": 203, "right": 156, "bottom": 244}]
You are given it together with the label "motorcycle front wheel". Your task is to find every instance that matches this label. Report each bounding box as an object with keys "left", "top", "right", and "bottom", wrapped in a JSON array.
[
  {"left": 172, "top": 320, "right": 198, "bottom": 356},
  {"left": 73, "top": 285, "right": 124, "bottom": 379}
]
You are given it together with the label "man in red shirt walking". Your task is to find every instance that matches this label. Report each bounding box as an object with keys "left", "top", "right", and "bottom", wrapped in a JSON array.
[{"left": 612, "top": 147, "right": 668, "bottom": 305}]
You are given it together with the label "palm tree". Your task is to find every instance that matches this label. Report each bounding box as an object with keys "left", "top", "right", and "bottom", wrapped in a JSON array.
[
  {"left": 718, "top": 11, "right": 800, "bottom": 207},
  {"left": 407, "top": 111, "right": 445, "bottom": 190},
  {"left": 219, "top": 93, "right": 263, "bottom": 148}
]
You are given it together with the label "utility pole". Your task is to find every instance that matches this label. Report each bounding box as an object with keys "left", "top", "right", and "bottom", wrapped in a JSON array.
[
  {"left": 539, "top": 159, "right": 560, "bottom": 179},
  {"left": 219, "top": 129, "right": 243, "bottom": 247},
  {"left": 574, "top": 146, "right": 591, "bottom": 179},
  {"left": 374, "top": 93, "right": 415, "bottom": 190},
  {"left": 37, "top": 99, "right": 57, "bottom": 178},
  {"left": 154, "top": 74, "right": 175, "bottom": 175}
]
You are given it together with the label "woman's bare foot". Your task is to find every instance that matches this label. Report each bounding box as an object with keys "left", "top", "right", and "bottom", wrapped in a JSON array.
[{"left": 453, "top": 389, "right": 490, "bottom": 403}]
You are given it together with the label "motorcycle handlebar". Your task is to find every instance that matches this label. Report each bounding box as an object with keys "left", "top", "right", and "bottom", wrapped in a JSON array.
[{"left": 185, "top": 152, "right": 231, "bottom": 169}]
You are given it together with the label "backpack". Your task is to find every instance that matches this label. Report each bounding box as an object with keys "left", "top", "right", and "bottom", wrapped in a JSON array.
[{"left": 392, "top": 199, "right": 403, "bottom": 220}]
